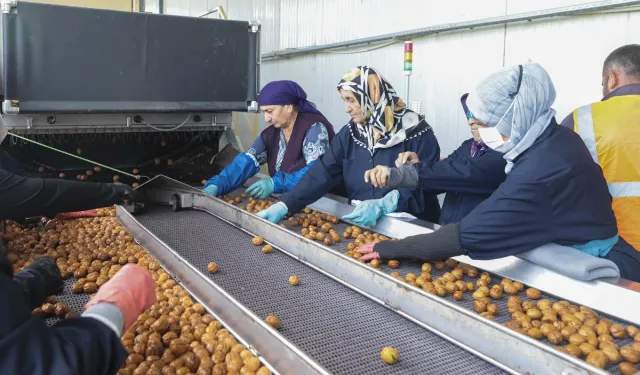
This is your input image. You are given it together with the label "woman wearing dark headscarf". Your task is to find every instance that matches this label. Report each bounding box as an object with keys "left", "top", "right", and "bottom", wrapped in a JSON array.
[
  {"left": 355, "top": 63, "right": 640, "bottom": 282},
  {"left": 362, "top": 93, "right": 507, "bottom": 225},
  {"left": 256, "top": 66, "right": 441, "bottom": 226},
  {"left": 203, "top": 80, "right": 335, "bottom": 198}
]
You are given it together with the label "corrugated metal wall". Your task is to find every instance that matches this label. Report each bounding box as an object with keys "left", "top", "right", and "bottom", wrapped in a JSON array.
[{"left": 163, "top": 0, "right": 640, "bottom": 156}]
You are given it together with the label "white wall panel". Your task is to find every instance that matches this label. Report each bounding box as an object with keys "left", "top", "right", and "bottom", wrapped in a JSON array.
[
  {"left": 162, "top": 0, "right": 640, "bottom": 156},
  {"left": 504, "top": 12, "right": 640, "bottom": 121}
]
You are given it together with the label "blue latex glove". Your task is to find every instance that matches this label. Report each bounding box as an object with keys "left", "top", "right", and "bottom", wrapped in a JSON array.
[
  {"left": 256, "top": 202, "right": 288, "bottom": 223},
  {"left": 342, "top": 190, "right": 400, "bottom": 227},
  {"left": 246, "top": 178, "right": 275, "bottom": 199},
  {"left": 203, "top": 185, "right": 219, "bottom": 197}
]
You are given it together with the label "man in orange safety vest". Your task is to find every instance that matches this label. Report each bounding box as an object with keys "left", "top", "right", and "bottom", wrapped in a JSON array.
[{"left": 561, "top": 44, "right": 640, "bottom": 252}]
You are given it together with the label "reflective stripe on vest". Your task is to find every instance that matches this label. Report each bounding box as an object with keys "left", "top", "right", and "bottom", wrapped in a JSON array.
[
  {"left": 608, "top": 182, "right": 640, "bottom": 198},
  {"left": 575, "top": 104, "right": 599, "bottom": 164}
]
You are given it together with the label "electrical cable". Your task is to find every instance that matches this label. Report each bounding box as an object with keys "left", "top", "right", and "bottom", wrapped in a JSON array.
[
  {"left": 6, "top": 131, "right": 149, "bottom": 181},
  {"left": 141, "top": 114, "right": 192, "bottom": 132}
]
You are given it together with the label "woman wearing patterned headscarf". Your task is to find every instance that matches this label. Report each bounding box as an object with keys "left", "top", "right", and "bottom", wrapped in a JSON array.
[
  {"left": 356, "top": 63, "right": 640, "bottom": 282},
  {"left": 203, "top": 80, "right": 335, "bottom": 199},
  {"left": 257, "top": 66, "right": 441, "bottom": 226}
]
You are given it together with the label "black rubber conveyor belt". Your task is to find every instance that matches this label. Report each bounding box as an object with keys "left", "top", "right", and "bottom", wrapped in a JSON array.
[{"left": 136, "top": 204, "right": 506, "bottom": 375}]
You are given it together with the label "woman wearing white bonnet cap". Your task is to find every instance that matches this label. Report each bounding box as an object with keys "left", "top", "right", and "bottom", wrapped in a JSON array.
[{"left": 355, "top": 63, "right": 640, "bottom": 282}]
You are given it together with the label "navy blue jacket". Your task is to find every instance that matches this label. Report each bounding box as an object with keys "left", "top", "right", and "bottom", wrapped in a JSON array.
[
  {"left": 415, "top": 139, "right": 506, "bottom": 225},
  {"left": 459, "top": 122, "right": 640, "bottom": 281},
  {"left": 280, "top": 123, "right": 441, "bottom": 223},
  {"left": 0, "top": 250, "right": 127, "bottom": 375}
]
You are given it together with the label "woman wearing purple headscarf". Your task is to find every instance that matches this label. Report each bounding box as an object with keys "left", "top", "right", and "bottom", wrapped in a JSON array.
[
  {"left": 256, "top": 66, "right": 442, "bottom": 226},
  {"left": 203, "top": 80, "right": 335, "bottom": 198}
]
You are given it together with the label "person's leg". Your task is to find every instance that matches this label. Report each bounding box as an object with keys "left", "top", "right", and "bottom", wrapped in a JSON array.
[{"left": 604, "top": 237, "right": 640, "bottom": 282}]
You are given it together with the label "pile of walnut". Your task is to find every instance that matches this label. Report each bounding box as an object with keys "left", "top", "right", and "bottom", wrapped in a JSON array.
[
  {"left": 292, "top": 209, "right": 342, "bottom": 246},
  {"left": 383, "top": 258, "right": 640, "bottom": 373},
  {"left": 220, "top": 194, "right": 279, "bottom": 214},
  {"left": 504, "top": 294, "right": 640, "bottom": 372},
  {"left": 33, "top": 296, "right": 77, "bottom": 320},
  {"left": 286, "top": 207, "right": 390, "bottom": 249},
  {"left": 4, "top": 207, "right": 272, "bottom": 375}
]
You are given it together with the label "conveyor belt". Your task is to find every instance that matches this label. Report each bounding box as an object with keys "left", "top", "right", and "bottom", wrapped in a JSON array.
[
  {"left": 43, "top": 279, "right": 89, "bottom": 327},
  {"left": 137, "top": 204, "right": 506, "bottom": 375},
  {"left": 278, "top": 216, "right": 636, "bottom": 375}
]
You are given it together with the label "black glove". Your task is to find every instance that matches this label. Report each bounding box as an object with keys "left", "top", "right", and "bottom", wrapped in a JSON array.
[
  {"left": 13, "top": 257, "right": 63, "bottom": 310},
  {"left": 374, "top": 224, "right": 464, "bottom": 261},
  {"left": 112, "top": 183, "right": 146, "bottom": 204}
]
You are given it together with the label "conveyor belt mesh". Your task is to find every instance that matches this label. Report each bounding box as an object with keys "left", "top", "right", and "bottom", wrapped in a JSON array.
[
  {"left": 137, "top": 204, "right": 505, "bottom": 375},
  {"left": 44, "top": 279, "right": 89, "bottom": 327}
]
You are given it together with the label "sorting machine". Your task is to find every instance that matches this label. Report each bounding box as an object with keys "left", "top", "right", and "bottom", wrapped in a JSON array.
[
  {"left": 103, "top": 175, "right": 639, "bottom": 375},
  {"left": 0, "top": 0, "right": 259, "bottom": 184},
  {"left": 3, "top": 2, "right": 640, "bottom": 375}
]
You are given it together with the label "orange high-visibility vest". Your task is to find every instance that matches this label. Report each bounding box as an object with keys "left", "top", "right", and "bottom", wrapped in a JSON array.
[{"left": 573, "top": 94, "right": 640, "bottom": 250}]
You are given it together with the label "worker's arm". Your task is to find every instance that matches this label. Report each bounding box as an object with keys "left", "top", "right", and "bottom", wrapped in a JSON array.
[
  {"left": 363, "top": 180, "right": 552, "bottom": 261},
  {"left": 280, "top": 128, "right": 346, "bottom": 214},
  {"left": 394, "top": 130, "right": 440, "bottom": 215},
  {"left": 459, "top": 180, "right": 554, "bottom": 259},
  {"left": 0, "top": 169, "right": 139, "bottom": 221},
  {"left": 412, "top": 144, "right": 506, "bottom": 195},
  {"left": 12, "top": 257, "right": 63, "bottom": 310},
  {"left": 271, "top": 123, "right": 331, "bottom": 193},
  {"left": 204, "top": 137, "right": 264, "bottom": 196},
  {"left": 386, "top": 142, "right": 505, "bottom": 195},
  {"left": 0, "top": 252, "right": 128, "bottom": 375}
]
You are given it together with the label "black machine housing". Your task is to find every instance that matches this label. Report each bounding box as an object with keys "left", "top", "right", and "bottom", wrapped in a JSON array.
[{"left": 0, "top": 1, "right": 259, "bottom": 185}]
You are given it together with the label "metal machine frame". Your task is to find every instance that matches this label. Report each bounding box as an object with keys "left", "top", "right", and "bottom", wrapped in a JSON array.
[
  {"left": 0, "top": 1, "right": 260, "bottom": 135},
  {"left": 116, "top": 175, "right": 640, "bottom": 375}
]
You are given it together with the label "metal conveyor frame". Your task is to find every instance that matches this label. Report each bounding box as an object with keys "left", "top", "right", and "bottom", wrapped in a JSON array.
[
  {"left": 123, "top": 174, "right": 621, "bottom": 375},
  {"left": 116, "top": 204, "right": 331, "bottom": 375}
]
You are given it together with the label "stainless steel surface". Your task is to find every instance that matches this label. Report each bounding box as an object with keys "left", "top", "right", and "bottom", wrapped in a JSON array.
[
  {"left": 305, "top": 194, "right": 640, "bottom": 326},
  {"left": 1, "top": 113, "right": 232, "bottom": 132},
  {"left": 116, "top": 206, "right": 330, "bottom": 375},
  {"left": 191, "top": 194, "right": 607, "bottom": 375},
  {"left": 222, "top": 127, "right": 244, "bottom": 153},
  {"left": 181, "top": 173, "right": 640, "bottom": 325},
  {"left": 135, "top": 203, "right": 506, "bottom": 375},
  {"left": 137, "top": 175, "right": 618, "bottom": 375},
  {"left": 260, "top": 0, "right": 640, "bottom": 60}
]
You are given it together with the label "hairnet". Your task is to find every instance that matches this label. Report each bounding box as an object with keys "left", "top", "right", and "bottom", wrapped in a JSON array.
[
  {"left": 465, "top": 63, "right": 557, "bottom": 173},
  {"left": 258, "top": 80, "right": 323, "bottom": 116}
]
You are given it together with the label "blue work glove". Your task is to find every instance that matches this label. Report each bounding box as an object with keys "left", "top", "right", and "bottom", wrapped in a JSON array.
[
  {"left": 246, "top": 178, "right": 275, "bottom": 199},
  {"left": 203, "top": 185, "right": 219, "bottom": 197},
  {"left": 256, "top": 202, "right": 288, "bottom": 223},
  {"left": 342, "top": 190, "right": 400, "bottom": 227}
]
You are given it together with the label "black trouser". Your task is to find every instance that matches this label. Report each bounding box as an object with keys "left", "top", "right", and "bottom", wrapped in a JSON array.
[{"left": 604, "top": 237, "right": 640, "bottom": 282}]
